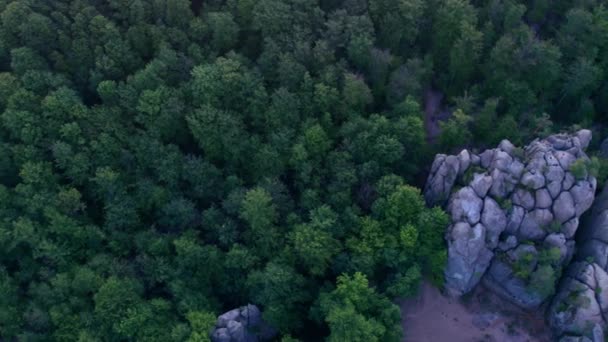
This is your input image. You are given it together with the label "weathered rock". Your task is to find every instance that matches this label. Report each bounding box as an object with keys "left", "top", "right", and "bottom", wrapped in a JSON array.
[
  {"left": 471, "top": 173, "right": 493, "bottom": 198},
  {"left": 554, "top": 192, "right": 576, "bottom": 223},
  {"left": 548, "top": 184, "right": 608, "bottom": 341},
  {"left": 512, "top": 188, "right": 535, "bottom": 210},
  {"left": 506, "top": 205, "right": 525, "bottom": 235},
  {"left": 576, "top": 129, "right": 593, "bottom": 149},
  {"left": 425, "top": 130, "right": 596, "bottom": 312},
  {"left": 481, "top": 197, "right": 507, "bottom": 248},
  {"left": 571, "top": 180, "right": 597, "bottom": 217},
  {"left": 445, "top": 222, "right": 494, "bottom": 296},
  {"left": 536, "top": 189, "right": 553, "bottom": 209},
  {"left": 544, "top": 233, "right": 569, "bottom": 263},
  {"left": 211, "top": 305, "right": 276, "bottom": 342},
  {"left": 457, "top": 150, "right": 471, "bottom": 175},
  {"left": 521, "top": 171, "right": 546, "bottom": 190},
  {"left": 448, "top": 187, "right": 483, "bottom": 225},
  {"left": 424, "top": 154, "right": 461, "bottom": 206},
  {"left": 498, "top": 235, "right": 518, "bottom": 252}
]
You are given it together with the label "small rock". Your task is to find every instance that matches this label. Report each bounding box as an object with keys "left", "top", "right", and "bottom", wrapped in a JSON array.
[
  {"left": 458, "top": 150, "right": 471, "bottom": 175},
  {"left": 554, "top": 192, "right": 576, "bottom": 223},
  {"left": 536, "top": 189, "right": 552, "bottom": 209},
  {"left": 448, "top": 187, "right": 483, "bottom": 225},
  {"left": 521, "top": 171, "right": 546, "bottom": 190},
  {"left": 499, "top": 140, "right": 516, "bottom": 154},
  {"left": 512, "top": 188, "right": 535, "bottom": 211},
  {"left": 556, "top": 151, "right": 576, "bottom": 170},
  {"left": 482, "top": 197, "right": 507, "bottom": 248},
  {"left": 480, "top": 150, "right": 495, "bottom": 169},
  {"left": 576, "top": 129, "right": 592, "bottom": 150},
  {"left": 471, "top": 173, "right": 493, "bottom": 198}
]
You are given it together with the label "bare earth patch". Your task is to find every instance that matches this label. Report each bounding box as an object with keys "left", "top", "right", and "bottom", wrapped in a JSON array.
[{"left": 399, "top": 282, "right": 552, "bottom": 342}]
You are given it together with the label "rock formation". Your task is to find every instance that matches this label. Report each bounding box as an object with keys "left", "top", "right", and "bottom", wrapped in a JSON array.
[
  {"left": 548, "top": 184, "right": 608, "bottom": 342},
  {"left": 424, "top": 130, "right": 597, "bottom": 309},
  {"left": 211, "top": 304, "right": 276, "bottom": 342}
]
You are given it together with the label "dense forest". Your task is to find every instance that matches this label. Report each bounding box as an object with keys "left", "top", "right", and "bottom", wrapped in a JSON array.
[{"left": 0, "top": 0, "right": 607, "bottom": 341}]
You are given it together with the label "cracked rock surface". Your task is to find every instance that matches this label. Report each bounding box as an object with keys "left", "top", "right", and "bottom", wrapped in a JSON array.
[
  {"left": 211, "top": 304, "right": 277, "bottom": 342},
  {"left": 424, "top": 130, "right": 597, "bottom": 309},
  {"left": 548, "top": 185, "right": 608, "bottom": 342}
]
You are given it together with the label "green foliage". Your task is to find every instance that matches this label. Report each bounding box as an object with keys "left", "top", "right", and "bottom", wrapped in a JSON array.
[
  {"left": 529, "top": 265, "right": 558, "bottom": 299},
  {"left": 496, "top": 197, "right": 513, "bottom": 213},
  {"left": 318, "top": 273, "right": 402, "bottom": 342},
  {"left": 439, "top": 109, "right": 473, "bottom": 150},
  {"left": 1, "top": 0, "right": 607, "bottom": 339},
  {"left": 570, "top": 158, "right": 591, "bottom": 180},
  {"left": 512, "top": 252, "right": 535, "bottom": 280}
]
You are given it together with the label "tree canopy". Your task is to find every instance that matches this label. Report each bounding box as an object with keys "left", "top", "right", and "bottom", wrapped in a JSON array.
[{"left": 0, "top": 0, "right": 607, "bottom": 341}]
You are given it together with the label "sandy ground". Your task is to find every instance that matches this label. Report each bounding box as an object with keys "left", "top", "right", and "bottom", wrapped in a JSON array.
[{"left": 399, "top": 282, "right": 552, "bottom": 342}]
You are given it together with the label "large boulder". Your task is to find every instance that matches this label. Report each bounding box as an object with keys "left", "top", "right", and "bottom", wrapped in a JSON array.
[
  {"left": 548, "top": 185, "right": 608, "bottom": 341},
  {"left": 424, "top": 130, "right": 597, "bottom": 309},
  {"left": 211, "top": 305, "right": 277, "bottom": 342}
]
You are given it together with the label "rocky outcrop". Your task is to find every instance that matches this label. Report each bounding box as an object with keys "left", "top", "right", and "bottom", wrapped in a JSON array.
[
  {"left": 548, "top": 185, "right": 608, "bottom": 341},
  {"left": 424, "top": 130, "right": 597, "bottom": 309},
  {"left": 211, "top": 304, "right": 276, "bottom": 342}
]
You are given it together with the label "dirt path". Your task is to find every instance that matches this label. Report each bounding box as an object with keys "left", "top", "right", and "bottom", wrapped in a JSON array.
[
  {"left": 399, "top": 282, "right": 552, "bottom": 342},
  {"left": 424, "top": 88, "right": 451, "bottom": 144}
]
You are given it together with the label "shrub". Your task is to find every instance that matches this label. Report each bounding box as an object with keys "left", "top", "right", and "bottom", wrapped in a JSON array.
[{"left": 570, "top": 158, "right": 589, "bottom": 180}]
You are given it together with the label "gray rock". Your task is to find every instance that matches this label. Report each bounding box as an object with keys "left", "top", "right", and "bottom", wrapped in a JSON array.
[
  {"left": 492, "top": 150, "right": 513, "bottom": 172},
  {"left": 521, "top": 171, "right": 546, "bottom": 190},
  {"left": 211, "top": 305, "right": 276, "bottom": 342},
  {"left": 499, "top": 140, "right": 516, "bottom": 154},
  {"left": 481, "top": 197, "right": 507, "bottom": 248},
  {"left": 506, "top": 206, "right": 525, "bottom": 235},
  {"left": 218, "top": 309, "right": 241, "bottom": 328},
  {"left": 240, "top": 304, "right": 262, "bottom": 327},
  {"left": 484, "top": 258, "right": 544, "bottom": 309},
  {"left": 548, "top": 180, "right": 564, "bottom": 199},
  {"left": 512, "top": 188, "right": 535, "bottom": 210},
  {"left": 545, "top": 164, "right": 565, "bottom": 183},
  {"left": 212, "top": 328, "right": 231, "bottom": 342},
  {"left": 576, "top": 129, "right": 592, "bottom": 150},
  {"left": 549, "top": 263, "right": 605, "bottom": 338},
  {"left": 507, "top": 159, "right": 525, "bottom": 179},
  {"left": 471, "top": 153, "right": 481, "bottom": 166},
  {"left": 498, "top": 235, "right": 518, "bottom": 251},
  {"left": 448, "top": 187, "right": 483, "bottom": 225},
  {"left": 544, "top": 233, "right": 568, "bottom": 263},
  {"left": 562, "top": 217, "right": 579, "bottom": 239},
  {"left": 564, "top": 172, "right": 576, "bottom": 190},
  {"left": 425, "top": 130, "right": 597, "bottom": 316},
  {"left": 519, "top": 209, "right": 553, "bottom": 241},
  {"left": 571, "top": 181, "right": 597, "bottom": 217},
  {"left": 554, "top": 192, "right": 576, "bottom": 223},
  {"left": 480, "top": 150, "right": 495, "bottom": 169},
  {"left": 593, "top": 323, "right": 605, "bottom": 342},
  {"left": 445, "top": 222, "right": 493, "bottom": 296},
  {"left": 471, "top": 173, "right": 493, "bottom": 198},
  {"left": 457, "top": 150, "right": 471, "bottom": 175},
  {"left": 430, "top": 155, "right": 446, "bottom": 174},
  {"left": 424, "top": 154, "right": 461, "bottom": 206},
  {"left": 227, "top": 321, "right": 246, "bottom": 341},
  {"left": 489, "top": 169, "right": 510, "bottom": 199},
  {"left": 556, "top": 151, "right": 576, "bottom": 170},
  {"left": 536, "top": 188, "right": 553, "bottom": 209}
]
